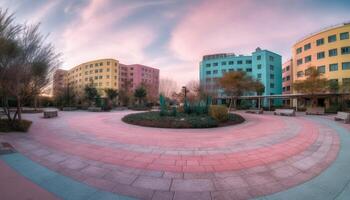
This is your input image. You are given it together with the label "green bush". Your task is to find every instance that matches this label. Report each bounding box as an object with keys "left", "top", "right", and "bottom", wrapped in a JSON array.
[
  {"left": 0, "top": 119, "right": 32, "bottom": 132},
  {"left": 209, "top": 105, "right": 228, "bottom": 122}
]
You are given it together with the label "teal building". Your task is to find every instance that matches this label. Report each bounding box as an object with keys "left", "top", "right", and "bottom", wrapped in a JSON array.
[{"left": 199, "top": 48, "right": 282, "bottom": 106}]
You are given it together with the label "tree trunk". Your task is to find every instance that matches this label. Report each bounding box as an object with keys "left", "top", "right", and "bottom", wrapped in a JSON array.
[
  {"left": 227, "top": 97, "right": 232, "bottom": 114},
  {"left": 16, "top": 95, "right": 22, "bottom": 121}
]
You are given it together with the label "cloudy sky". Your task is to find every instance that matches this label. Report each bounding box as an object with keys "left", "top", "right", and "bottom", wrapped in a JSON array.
[{"left": 1, "top": 0, "right": 349, "bottom": 86}]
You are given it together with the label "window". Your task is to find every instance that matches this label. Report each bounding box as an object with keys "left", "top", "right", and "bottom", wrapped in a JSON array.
[
  {"left": 317, "top": 52, "right": 325, "bottom": 59},
  {"left": 343, "top": 78, "right": 350, "bottom": 85},
  {"left": 270, "top": 74, "right": 274, "bottom": 79},
  {"left": 304, "top": 55, "right": 312, "bottom": 63},
  {"left": 213, "top": 62, "right": 218, "bottom": 66},
  {"left": 270, "top": 65, "right": 274, "bottom": 70},
  {"left": 85, "top": 78, "right": 88, "bottom": 81},
  {"left": 246, "top": 68, "right": 252, "bottom": 72},
  {"left": 296, "top": 47, "right": 302, "bottom": 54},
  {"left": 95, "top": 63, "right": 98, "bottom": 66},
  {"left": 286, "top": 66, "right": 290, "bottom": 71},
  {"left": 297, "top": 71, "right": 304, "bottom": 77},
  {"left": 221, "top": 61, "right": 226, "bottom": 65},
  {"left": 329, "top": 49, "right": 338, "bottom": 57},
  {"left": 213, "top": 70, "right": 218, "bottom": 74},
  {"left": 237, "top": 68, "right": 242, "bottom": 71},
  {"left": 237, "top": 60, "right": 243, "bottom": 64},
  {"left": 107, "top": 61, "right": 110, "bottom": 65},
  {"left": 340, "top": 32, "right": 349, "bottom": 40},
  {"left": 206, "top": 71, "right": 211, "bottom": 75},
  {"left": 283, "top": 87, "right": 285, "bottom": 92},
  {"left": 305, "top": 68, "right": 312, "bottom": 76},
  {"left": 228, "top": 68, "right": 234, "bottom": 72},
  {"left": 100, "top": 62, "right": 103, "bottom": 66},
  {"left": 328, "top": 34, "right": 336, "bottom": 43},
  {"left": 317, "top": 65, "right": 326, "bottom": 73},
  {"left": 257, "top": 73, "right": 262, "bottom": 79},
  {"left": 342, "top": 62, "right": 350, "bottom": 70},
  {"left": 269, "top": 56, "right": 274, "bottom": 61},
  {"left": 329, "top": 63, "right": 338, "bottom": 71},
  {"left": 341, "top": 46, "right": 350, "bottom": 55},
  {"left": 95, "top": 69, "right": 98, "bottom": 73},
  {"left": 246, "top": 60, "right": 252, "bottom": 64},
  {"left": 304, "top": 43, "right": 311, "bottom": 50},
  {"left": 90, "top": 64, "right": 93, "bottom": 68},
  {"left": 228, "top": 61, "right": 234, "bottom": 65},
  {"left": 286, "top": 76, "right": 290, "bottom": 81},
  {"left": 287, "top": 86, "right": 290, "bottom": 91},
  {"left": 107, "top": 68, "right": 110, "bottom": 72},
  {"left": 257, "top": 64, "right": 262, "bottom": 69},
  {"left": 95, "top": 76, "right": 98, "bottom": 80},
  {"left": 99, "top": 69, "right": 103, "bottom": 72},
  {"left": 106, "top": 75, "right": 110, "bottom": 79},
  {"left": 316, "top": 38, "right": 324, "bottom": 46},
  {"left": 85, "top": 71, "right": 88, "bottom": 75},
  {"left": 206, "top": 63, "right": 211, "bottom": 67},
  {"left": 257, "top": 55, "right": 261, "bottom": 60},
  {"left": 297, "top": 59, "right": 303, "bottom": 66},
  {"left": 221, "top": 69, "right": 227, "bottom": 73},
  {"left": 270, "top": 83, "right": 275, "bottom": 88}
]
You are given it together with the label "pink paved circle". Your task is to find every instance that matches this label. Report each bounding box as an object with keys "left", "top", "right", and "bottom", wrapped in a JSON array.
[{"left": 0, "top": 111, "right": 340, "bottom": 200}]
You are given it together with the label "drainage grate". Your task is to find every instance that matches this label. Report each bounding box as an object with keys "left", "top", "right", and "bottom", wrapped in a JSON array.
[{"left": 0, "top": 142, "right": 17, "bottom": 155}]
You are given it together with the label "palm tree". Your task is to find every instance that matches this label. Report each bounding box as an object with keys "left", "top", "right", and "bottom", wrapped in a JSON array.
[
  {"left": 134, "top": 86, "right": 147, "bottom": 105},
  {"left": 104, "top": 88, "right": 118, "bottom": 107}
]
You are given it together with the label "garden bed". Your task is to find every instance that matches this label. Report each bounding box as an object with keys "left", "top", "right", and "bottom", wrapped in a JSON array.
[
  {"left": 122, "top": 111, "right": 244, "bottom": 128},
  {"left": 0, "top": 119, "right": 32, "bottom": 132}
]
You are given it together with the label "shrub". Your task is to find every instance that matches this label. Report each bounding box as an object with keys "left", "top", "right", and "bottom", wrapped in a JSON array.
[
  {"left": 209, "top": 105, "right": 228, "bottom": 122},
  {"left": 0, "top": 120, "right": 32, "bottom": 132}
]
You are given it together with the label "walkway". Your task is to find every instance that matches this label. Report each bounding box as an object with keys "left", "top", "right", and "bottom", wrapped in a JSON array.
[{"left": 0, "top": 111, "right": 349, "bottom": 200}]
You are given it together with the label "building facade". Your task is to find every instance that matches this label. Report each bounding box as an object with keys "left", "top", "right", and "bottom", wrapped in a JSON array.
[
  {"left": 54, "top": 58, "right": 159, "bottom": 100},
  {"left": 282, "top": 59, "right": 293, "bottom": 95},
  {"left": 65, "top": 58, "right": 120, "bottom": 98},
  {"left": 292, "top": 23, "right": 350, "bottom": 87},
  {"left": 53, "top": 69, "right": 68, "bottom": 97},
  {"left": 199, "top": 48, "right": 282, "bottom": 106},
  {"left": 119, "top": 64, "right": 160, "bottom": 100}
]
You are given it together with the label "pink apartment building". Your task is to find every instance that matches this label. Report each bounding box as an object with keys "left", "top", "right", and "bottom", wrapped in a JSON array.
[
  {"left": 282, "top": 59, "right": 293, "bottom": 106},
  {"left": 119, "top": 64, "right": 159, "bottom": 99}
]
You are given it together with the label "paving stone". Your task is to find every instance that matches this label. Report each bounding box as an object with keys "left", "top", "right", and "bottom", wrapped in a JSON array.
[
  {"left": 152, "top": 191, "right": 174, "bottom": 200},
  {"left": 173, "top": 191, "right": 211, "bottom": 200},
  {"left": 214, "top": 176, "right": 249, "bottom": 190},
  {"left": 44, "top": 154, "right": 67, "bottom": 163},
  {"left": 112, "top": 182, "right": 154, "bottom": 200},
  {"left": 132, "top": 176, "right": 172, "bottom": 190},
  {"left": 81, "top": 165, "right": 110, "bottom": 178},
  {"left": 104, "top": 169, "right": 138, "bottom": 185},
  {"left": 171, "top": 179, "right": 215, "bottom": 192},
  {"left": 59, "top": 159, "right": 88, "bottom": 170}
]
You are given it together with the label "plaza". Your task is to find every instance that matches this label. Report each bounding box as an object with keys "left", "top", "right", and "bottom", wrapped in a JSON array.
[{"left": 1, "top": 110, "right": 350, "bottom": 200}]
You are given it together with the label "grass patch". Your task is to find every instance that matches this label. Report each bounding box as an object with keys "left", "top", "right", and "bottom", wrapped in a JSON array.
[
  {"left": 0, "top": 119, "right": 32, "bottom": 132},
  {"left": 122, "top": 111, "right": 244, "bottom": 129}
]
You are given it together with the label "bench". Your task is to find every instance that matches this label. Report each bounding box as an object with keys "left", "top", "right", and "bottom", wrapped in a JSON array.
[
  {"left": 62, "top": 107, "right": 77, "bottom": 111},
  {"left": 306, "top": 107, "right": 325, "bottom": 115},
  {"left": 334, "top": 112, "right": 350, "bottom": 123},
  {"left": 88, "top": 107, "right": 102, "bottom": 112},
  {"left": 274, "top": 109, "right": 295, "bottom": 116},
  {"left": 246, "top": 109, "right": 263, "bottom": 114},
  {"left": 43, "top": 109, "right": 58, "bottom": 118}
]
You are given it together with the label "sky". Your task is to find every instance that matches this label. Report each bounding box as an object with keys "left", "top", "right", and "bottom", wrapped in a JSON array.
[{"left": 1, "top": 0, "right": 349, "bottom": 86}]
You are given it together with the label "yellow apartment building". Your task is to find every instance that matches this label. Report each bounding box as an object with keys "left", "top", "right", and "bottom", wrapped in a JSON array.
[
  {"left": 65, "top": 58, "right": 119, "bottom": 98},
  {"left": 292, "top": 23, "right": 350, "bottom": 87}
]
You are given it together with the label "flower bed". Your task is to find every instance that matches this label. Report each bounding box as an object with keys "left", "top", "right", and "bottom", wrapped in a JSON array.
[{"left": 122, "top": 111, "right": 244, "bottom": 128}]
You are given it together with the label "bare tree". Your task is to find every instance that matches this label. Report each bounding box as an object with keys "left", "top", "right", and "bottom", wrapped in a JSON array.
[
  {"left": 0, "top": 9, "right": 60, "bottom": 123},
  {"left": 159, "top": 78, "right": 178, "bottom": 98}
]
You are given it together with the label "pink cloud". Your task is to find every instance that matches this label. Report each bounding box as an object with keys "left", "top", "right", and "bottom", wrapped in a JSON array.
[
  {"left": 169, "top": 0, "right": 324, "bottom": 62},
  {"left": 58, "top": 0, "right": 155, "bottom": 68}
]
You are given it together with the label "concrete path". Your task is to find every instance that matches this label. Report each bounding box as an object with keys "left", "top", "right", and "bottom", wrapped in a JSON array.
[{"left": 0, "top": 110, "right": 349, "bottom": 200}]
